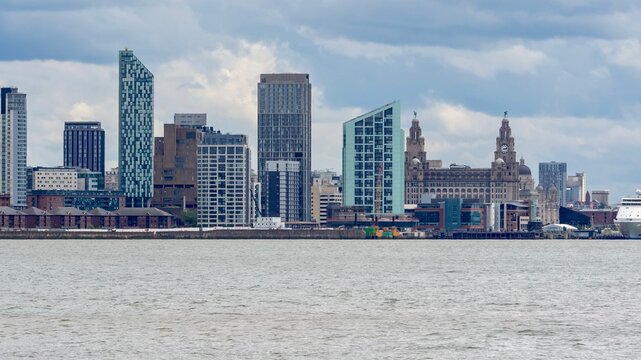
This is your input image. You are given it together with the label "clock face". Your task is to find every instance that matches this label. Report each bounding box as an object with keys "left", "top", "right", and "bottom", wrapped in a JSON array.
[{"left": 500, "top": 144, "right": 508, "bottom": 153}]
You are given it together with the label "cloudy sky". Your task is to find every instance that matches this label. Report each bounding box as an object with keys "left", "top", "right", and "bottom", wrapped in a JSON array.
[{"left": 1, "top": 0, "right": 640, "bottom": 201}]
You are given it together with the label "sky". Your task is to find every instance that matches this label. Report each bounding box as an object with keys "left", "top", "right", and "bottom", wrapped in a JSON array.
[{"left": 1, "top": 0, "right": 640, "bottom": 202}]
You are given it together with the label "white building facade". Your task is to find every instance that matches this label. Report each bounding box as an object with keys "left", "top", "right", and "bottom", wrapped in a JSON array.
[
  {"left": 197, "top": 132, "right": 251, "bottom": 227},
  {"left": 1, "top": 87, "right": 27, "bottom": 207}
]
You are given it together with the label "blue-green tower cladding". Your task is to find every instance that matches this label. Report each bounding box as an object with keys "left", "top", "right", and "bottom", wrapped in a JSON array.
[
  {"left": 342, "top": 101, "right": 405, "bottom": 215},
  {"left": 119, "top": 49, "right": 154, "bottom": 207}
]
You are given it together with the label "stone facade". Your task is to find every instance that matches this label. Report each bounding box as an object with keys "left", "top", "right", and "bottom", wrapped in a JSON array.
[{"left": 406, "top": 114, "right": 523, "bottom": 204}]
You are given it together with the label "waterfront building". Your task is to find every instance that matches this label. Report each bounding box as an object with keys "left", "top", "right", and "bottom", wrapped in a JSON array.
[
  {"left": 0, "top": 87, "right": 27, "bottom": 207},
  {"left": 174, "top": 113, "right": 207, "bottom": 128},
  {"left": 405, "top": 112, "right": 427, "bottom": 205},
  {"left": 118, "top": 49, "right": 154, "bottom": 207},
  {"left": 539, "top": 161, "right": 567, "bottom": 207},
  {"left": 27, "top": 190, "right": 125, "bottom": 211},
  {"left": 28, "top": 166, "right": 102, "bottom": 192},
  {"left": 264, "top": 160, "right": 301, "bottom": 222},
  {"left": 311, "top": 183, "right": 342, "bottom": 226},
  {"left": 197, "top": 130, "right": 251, "bottom": 227},
  {"left": 342, "top": 101, "right": 405, "bottom": 215},
  {"left": 257, "top": 73, "right": 312, "bottom": 222},
  {"left": 590, "top": 189, "right": 610, "bottom": 207},
  {"left": 566, "top": 172, "right": 586, "bottom": 205},
  {"left": 405, "top": 113, "right": 522, "bottom": 204},
  {"left": 152, "top": 118, "right": 204, "bottom": 217},
  {"left": 105, "top": 167, "right": 119, "bottom": 191},
  {"left": 63, "top": 121, "right": 105, "bottom": 177}
]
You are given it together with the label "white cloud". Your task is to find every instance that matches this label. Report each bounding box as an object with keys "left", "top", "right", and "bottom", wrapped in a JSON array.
[
  {"left": 298, "top": 27, "right": 547, "bottom": 78},
  {"left": 598, "top": 38, "right": 641, "bottom": 70}
]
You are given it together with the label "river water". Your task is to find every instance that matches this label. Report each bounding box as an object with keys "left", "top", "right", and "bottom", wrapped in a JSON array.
[{"left": 1, "top": 240, "right": 641, "bottom": 359}]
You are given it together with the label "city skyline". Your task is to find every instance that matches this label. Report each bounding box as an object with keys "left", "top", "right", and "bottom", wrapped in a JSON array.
[{"left": 1, "top": 1, "right": 640, "bottom": 202}]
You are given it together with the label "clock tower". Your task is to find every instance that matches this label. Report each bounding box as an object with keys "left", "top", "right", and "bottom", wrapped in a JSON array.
[
  {"left": 491, "top": 112, "right": 520, "bottom": 202},
  {"left": 494, "top": 112, "right": 516, "bottom": 164}
]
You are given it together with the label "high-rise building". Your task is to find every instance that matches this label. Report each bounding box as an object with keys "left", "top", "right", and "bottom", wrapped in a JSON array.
[
  {"left": 539, "top": 161, "right": 567, "bottom": 206},
  {"left": 1, "top": 87, "right": 27, "bottom": 207},
  {"left": 64, "top": 121, "right": 105, "bottom": 178},
  {"left": 566, "top": 172, "right": 586, "bottom": 205},
  {"left": 342, "top": 101, "right": 405, "bottom": 215},
  {"left": 197, "top": 131, "right": 251, "bottom": 227},
  {"left": 118, "top": 49, "right": 154, "bottom": 207},
  {"left": 264, "top": 160, "right": 301, "bottom": 222},
  {"left": 257, "top": 73, "right": 311, "bottom": 222},
  {"left": 152, "top": 117, "right": 204, "bottom": 217},
  {"left": 405, "top": 112, "right": 427, "bottom": 205}
]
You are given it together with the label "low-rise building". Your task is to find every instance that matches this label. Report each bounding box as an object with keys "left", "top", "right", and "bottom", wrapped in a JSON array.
[{"left": 27, "top": 190, "right": 125, "bottom": 211}]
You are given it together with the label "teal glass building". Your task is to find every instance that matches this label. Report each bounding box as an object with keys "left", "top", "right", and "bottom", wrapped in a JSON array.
[
  {"left": 118, "top": 49, "right": 153, "bottom": 207},
  {"left": 342, "top": 101, "right": 404, "bottom": 215}
]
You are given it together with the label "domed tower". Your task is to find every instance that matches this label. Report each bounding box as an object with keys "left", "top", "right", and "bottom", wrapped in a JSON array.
[
  {"left": 518, "top": 157, "right": 534, "bottom": 192},
  {"left": 405, "top": 112, "right": 427, "bottom": 204}
]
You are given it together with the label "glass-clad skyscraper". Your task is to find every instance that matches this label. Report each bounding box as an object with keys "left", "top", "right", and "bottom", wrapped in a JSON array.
[
  {"left": 119, "top": 49, "right": 153, "bottom": 207},
  {"left": 0, "top": 87, "right": 27, "bottom": 207},
  {"left": 64, "top": 121, "right": 105, "bottom": 177},
  {"left": 342, "top": 101, "right": 404, "bottom": 215},
  {"left": 257, "top": 74, "right": 311, "bottom": 222}
]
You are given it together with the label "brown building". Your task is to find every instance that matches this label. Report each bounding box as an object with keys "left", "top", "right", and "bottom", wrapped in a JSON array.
[
  {"left": 152, "top": 115, "right": 205, "bottom": 219},
  {"left": 0, "top": 206, "right": 173, "bottom": 230},
  {"left": 0, "top": 194, "right": 11, "bottom": 207}
]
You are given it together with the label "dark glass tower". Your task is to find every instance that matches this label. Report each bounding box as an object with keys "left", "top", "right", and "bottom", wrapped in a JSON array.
[
  {"left": 119, "top": 49, "right": 154, "bottom": 207},
  {"left": 257, "top": 74, "right": 311, "bottom": 222},
  {"left": 64, "top": 121, "right": 105, "bottom": 176}
]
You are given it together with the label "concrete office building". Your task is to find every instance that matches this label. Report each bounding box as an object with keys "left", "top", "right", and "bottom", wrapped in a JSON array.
[
  {"left": 63, "top": 121, "right": 105, "bottom": 177},
  {"left": 28, "top": 166, "right": 102, "bottom": 192},
  {"left": 342, "top": 101, "right": 405, "bottom": 215},
  {"left": 539, "top": 161, "right": 567, "bottom": 207},
  {"left": 152, "top": 117, "right": 204, "bottom": 217},
  {"left": 119, "top": 49, "right": 154, "bottom": 207},
  {"left": 174, "top": 113, "right": 207, "bottom": 128},
  {"left": 0, "top": 87, "right": 27, "bottom": 207},
  {"left": 566, "top": 172, "right": 586, "bottom": 205},
  {"left": 105, "top": 167, "right": 119, "bottom": 191},
  {"left": 591, "top": 190, "right": 610, "bottom": 207},
  {"left": 197, "top": 131, "right": 251, "bottom": 227},
  {"left": 311, "top": 183, "right": 342, "bottom": 226},
  {"left": 257, "top": 73, "right": 311, "bottom": 222}
]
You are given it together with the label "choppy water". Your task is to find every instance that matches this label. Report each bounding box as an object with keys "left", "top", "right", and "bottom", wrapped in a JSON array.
[{"left": 2, "top": 240, "right": 641, "bottom": 359}]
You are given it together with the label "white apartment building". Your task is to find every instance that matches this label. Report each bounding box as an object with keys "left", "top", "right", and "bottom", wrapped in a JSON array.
[{"left": 197, "top": 131, "right": 251, "bottom": 227}]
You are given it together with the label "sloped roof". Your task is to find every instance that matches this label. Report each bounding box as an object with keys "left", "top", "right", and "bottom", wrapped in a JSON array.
[
  {"left": 22, "top": 207, "right": 47, "bottom": 215},
  {"left": 112, "top": 207, "right": 173, "bottom": 217},
  {"left": 48, "top": 207, "right": 86, "bottom": 216},
  {"left": 88, "top": 207, "right": 113, "bottom": 216},
  {"left": 0, "top": 206, "right": 23, "bottom": 215}
]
